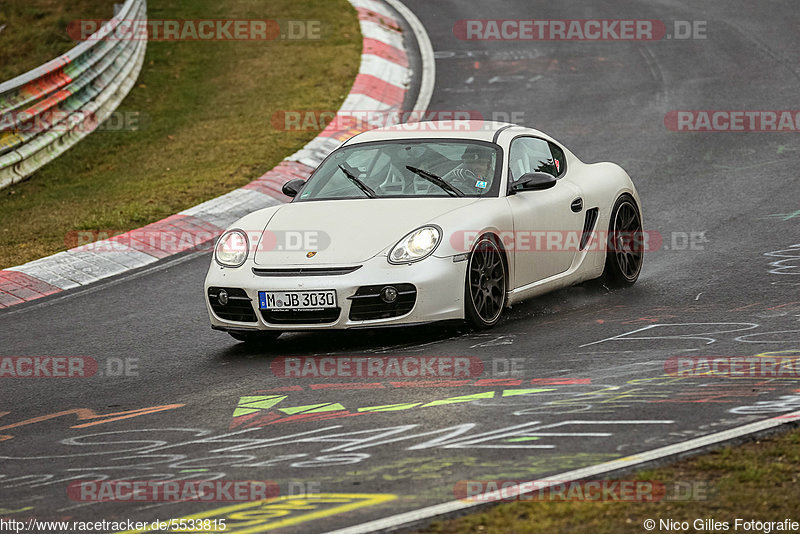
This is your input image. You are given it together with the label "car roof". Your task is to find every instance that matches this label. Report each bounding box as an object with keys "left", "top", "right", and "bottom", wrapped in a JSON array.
[{"left": 342, "top": 120, "right": 552, "bottom": 145}]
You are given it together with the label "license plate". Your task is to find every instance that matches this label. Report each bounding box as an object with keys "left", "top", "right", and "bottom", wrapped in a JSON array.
[{"left": 258, "top": 290, "right": 337, "bottom": 310}]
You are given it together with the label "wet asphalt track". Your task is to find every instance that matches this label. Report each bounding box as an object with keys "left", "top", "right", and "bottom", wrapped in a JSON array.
[{"left": 2, "top": 0, "right": 800, "bottom": 532}]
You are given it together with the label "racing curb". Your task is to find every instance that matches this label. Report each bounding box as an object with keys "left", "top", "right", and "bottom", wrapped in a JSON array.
[{"left": 0, "top": 0, "right": 420, "bottom": 309}]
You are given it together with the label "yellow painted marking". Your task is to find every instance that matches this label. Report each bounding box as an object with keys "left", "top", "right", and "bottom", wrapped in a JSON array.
[
  {"left": 421, "top": 391, "right": 495, "bottom": 407},
  {"left": 115, "top": 493, "right": 397, "bottom": 533},
  {"left": 358, "top": 402, "right": 422, "bottom": 412},
  {"left": 239, "top": 396, "right": 287, "bottom": 409},
  {"left": 0, "top": 506, "right": 33, "bottom": 515},
  {"left": 233, "top": 396, "right": 287, "bottom": 417},
  {"left": 502, "top": 388, "right": 555, "bottom": 397},
  {"left": 279, "top": 403, "right": 345, "bottom": 415}
]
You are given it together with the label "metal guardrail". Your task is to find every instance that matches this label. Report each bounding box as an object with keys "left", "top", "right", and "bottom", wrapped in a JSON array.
[{"left": 0, "top": 0, "right": 147, "bottom": 190}]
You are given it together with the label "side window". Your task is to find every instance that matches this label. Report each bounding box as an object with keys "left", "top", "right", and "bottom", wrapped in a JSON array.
[
  {"left": 508, "top": 137, "right": 562, "bottom": 184},
  {"left": 548, "top": 142, "right": 566, "bottom": 177}
]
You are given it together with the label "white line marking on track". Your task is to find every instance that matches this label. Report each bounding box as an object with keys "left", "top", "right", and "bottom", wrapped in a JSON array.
[{"left": 325, "top": 409, "right": 800, "bottom": 534}]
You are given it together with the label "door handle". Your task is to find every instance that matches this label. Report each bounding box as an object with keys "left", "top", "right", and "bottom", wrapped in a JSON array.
[{"left": 570, "top": 197, "right": 583, "bottom": 212}]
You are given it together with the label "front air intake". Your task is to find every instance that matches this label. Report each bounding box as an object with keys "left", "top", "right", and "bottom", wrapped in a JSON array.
[
  {"left": 348, "top": 284, "right": 417, "bottom": 321},
  {"left": 208, "top": 287, "right": 257, "bottom": 322}
]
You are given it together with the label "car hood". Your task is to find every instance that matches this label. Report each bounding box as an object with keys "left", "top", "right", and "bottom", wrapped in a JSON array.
[{"left": 253, "top": 198, "right": 480, "bottom": 265}]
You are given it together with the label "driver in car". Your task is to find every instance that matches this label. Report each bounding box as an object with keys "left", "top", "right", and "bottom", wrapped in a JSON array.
[{"left": 445, "top": 147, "right": 493, "bottom": 189}]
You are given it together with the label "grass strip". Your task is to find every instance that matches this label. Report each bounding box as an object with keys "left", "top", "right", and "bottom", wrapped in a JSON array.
[
  {"left": 419, "top": 427, "right": 800, "bottom": 533},
  {"left": 0, "top": 0, "right": 360, "bottom": 268}
]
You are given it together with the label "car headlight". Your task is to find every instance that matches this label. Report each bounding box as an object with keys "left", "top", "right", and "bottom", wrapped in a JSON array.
[
  {"left": 214, "top": 229, "right": 248, "bottom": 267},
  {"left": 388, "top": 226, "right": 441, "bottom": 264}
]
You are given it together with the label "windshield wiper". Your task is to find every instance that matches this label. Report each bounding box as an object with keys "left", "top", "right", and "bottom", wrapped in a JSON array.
[
  {"left": 338, "top": 164, "right": 376, "bottom": 198},
  {"left": 405, "top": 166, "right": 464, "bottom": 197}
]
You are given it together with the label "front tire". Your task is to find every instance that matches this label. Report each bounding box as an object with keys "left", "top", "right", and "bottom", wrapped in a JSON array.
[
  {"left": 464, "top": 236, "right": 507, "bottom": 329},
  {"left": 229, "top": 331, "right": 281, "bottom": 344},
  {"left": 601, "top": 194, "right": 644, "bottom": 287}
]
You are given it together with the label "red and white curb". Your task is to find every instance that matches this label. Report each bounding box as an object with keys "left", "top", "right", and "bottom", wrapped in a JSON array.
[{"left": 0, "top": 0, "right": 427, "bottom": 309}]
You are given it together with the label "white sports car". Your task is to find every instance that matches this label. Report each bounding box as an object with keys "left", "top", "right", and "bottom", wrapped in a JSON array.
[{"left": 204, "top": 121, "right": 644, "bottom": 342}]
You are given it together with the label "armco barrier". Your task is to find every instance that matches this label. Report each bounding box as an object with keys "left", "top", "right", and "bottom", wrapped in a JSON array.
[
  {"left": 0, "top": 0, "right": 415, "bottom": 308},
  {"left": 0, "top": 0, "right": 147, "bottom": 190}
]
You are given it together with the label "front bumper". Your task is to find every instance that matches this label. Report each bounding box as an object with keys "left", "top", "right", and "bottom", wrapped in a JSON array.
[{"left": 204, "top": 254, "right": 467, "bottom": 331}]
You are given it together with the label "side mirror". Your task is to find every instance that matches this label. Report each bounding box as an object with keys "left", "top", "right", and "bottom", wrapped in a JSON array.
[
  {"left": 282, "top": 178, "right": 306, "bottom": 198},
  {"left": 511, "top": 171, "right": 557, "bottom": 192}
]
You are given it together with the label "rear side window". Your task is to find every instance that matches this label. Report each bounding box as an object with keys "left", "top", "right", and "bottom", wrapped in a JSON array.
[
  {"left": 548, "top": 142, "right": 566, "bottom": 177},
  {"left": 507, "top": 137, "right": 567, "bottom": 185}
]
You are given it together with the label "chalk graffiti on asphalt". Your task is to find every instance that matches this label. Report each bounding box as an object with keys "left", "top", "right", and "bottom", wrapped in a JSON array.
[
  {"left": 0, "top": 404, "right": 184, "bottom": 441},
  {"left": 580, "top": 323, "right": 761, "bottom": 347},
  {"left": 729, "top": 395, "right": 800, "bottom": 414},
  {"left": 0, "top": 418, "right": 675, "bottom": 466},
  {"left": 229, "top": 388, "right": 555, "bottom": 428},
  {"left": 765, "top": 243, "right": 800, "bottom": 275}
]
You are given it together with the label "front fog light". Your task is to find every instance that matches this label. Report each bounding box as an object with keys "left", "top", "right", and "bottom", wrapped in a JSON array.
[
  {"left": 380, "top": 286, "right": 398, "bottom": 303},
  {"left": 218, "top": 289, "right": 229, "bottom": 305}
]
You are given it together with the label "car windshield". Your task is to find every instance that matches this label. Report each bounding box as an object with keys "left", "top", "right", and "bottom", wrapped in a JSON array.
[{"left": 296, "top": 140, "right": 501, "bottom": 200}]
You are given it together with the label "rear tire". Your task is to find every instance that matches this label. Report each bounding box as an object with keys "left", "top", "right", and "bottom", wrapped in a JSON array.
[
  {"left": 229, "top": 331, "right": 281, "bottom": 344},
  {"left": 464, "top": 235, "right": 508, "bottom": 329},
  {"left": 601, "top": 194, "right": 644, "bottom": 287}
]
